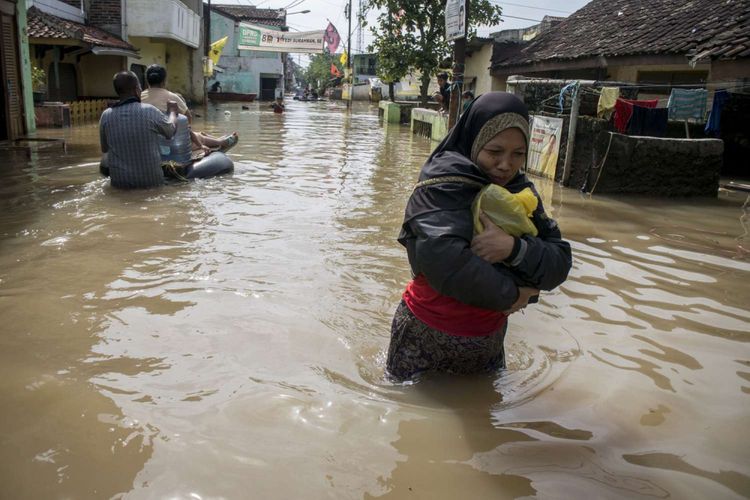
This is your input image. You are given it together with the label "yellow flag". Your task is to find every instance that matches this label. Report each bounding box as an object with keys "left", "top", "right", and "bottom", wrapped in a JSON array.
[
  {"left": 209, "top": 36, "right": 228, "bottom": 66},
  {"left": 340, "top": 51, "right": 347, "bottom": 66}
]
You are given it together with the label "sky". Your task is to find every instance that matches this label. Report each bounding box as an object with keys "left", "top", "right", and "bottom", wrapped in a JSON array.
[{"left": 207, "top": 0, "right": 593, "bottom": 65}]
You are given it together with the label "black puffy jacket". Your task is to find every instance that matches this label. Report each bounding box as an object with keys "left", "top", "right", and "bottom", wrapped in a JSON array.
[{"left": 398, "top": 151, "right": 572, "bottom": 312}]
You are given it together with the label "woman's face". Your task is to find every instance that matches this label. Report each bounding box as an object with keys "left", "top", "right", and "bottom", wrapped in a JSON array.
[{"left": 475, "top": 127, "right": 527, "bottom": 186}]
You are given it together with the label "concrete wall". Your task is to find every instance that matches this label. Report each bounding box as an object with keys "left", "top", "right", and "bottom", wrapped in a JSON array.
[
  {"left": 567, "top": 116, "right": 722, "bottom": 197},
  {"left": 465, "top": 43, "right": 494, "bottom": 96},
  {"left": 206, "top": 10, "right": 283, "bottom": 95},
  {"left": 78, "top": 54, "right": 122, "bottom": 96},
  {"left": 710, "top": 59, "right": 750, "bottom": 85},
  {"left": 35, "top": 47, "right": 124, "bottom": 98},
  {"left": 126, "top": 37, "right": 200, "bottom": 102}
]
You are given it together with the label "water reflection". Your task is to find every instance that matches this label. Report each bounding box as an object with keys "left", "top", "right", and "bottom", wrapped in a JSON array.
[{"left": 0, "top": 101, "right": 748, "bottom": 498}]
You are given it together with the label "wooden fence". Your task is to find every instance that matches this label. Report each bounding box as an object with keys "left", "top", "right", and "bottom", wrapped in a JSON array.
[{"left": 64, "top": 99, "right": 109, "bottom": 126}]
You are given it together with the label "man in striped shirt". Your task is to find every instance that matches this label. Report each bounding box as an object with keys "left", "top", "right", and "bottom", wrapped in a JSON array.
[{"left": 99, "top": 71, "right": 179, "bottom": 189}]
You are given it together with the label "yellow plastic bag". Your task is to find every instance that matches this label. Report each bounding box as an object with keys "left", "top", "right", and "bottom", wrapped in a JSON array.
[{"left": 472, "top": 185, "right": 539, "bottom": 237}]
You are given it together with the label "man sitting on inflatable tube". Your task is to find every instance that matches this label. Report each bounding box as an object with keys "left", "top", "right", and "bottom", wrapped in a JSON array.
[{"left": 99, "top": 71, "right": 233, "bottom": 186}]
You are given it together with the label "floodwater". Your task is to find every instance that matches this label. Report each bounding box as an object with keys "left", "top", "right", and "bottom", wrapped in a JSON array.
[{"left": 0, "top": 100, "right": 748, "bottom": 500}]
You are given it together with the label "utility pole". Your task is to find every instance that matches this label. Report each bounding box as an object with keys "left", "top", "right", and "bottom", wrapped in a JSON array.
[
  {"left": 561, "top": 82, "right": 580, "bottom": 186},
  {"left": 346, "top": 0, "right": 353, "bottom": 109},
  {"left": 447, "top": 0, "right": 468, "bottom": 128},
  {"left": 204, "top": 0, "right": 212, "bottom": 106}
]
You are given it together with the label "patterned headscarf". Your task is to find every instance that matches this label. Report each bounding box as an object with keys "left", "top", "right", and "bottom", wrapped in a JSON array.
[{"left": 428, "top": 91, "right": 530, "bottom": 165}]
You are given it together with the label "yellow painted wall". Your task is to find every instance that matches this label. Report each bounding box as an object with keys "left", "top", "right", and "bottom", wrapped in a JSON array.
[
  {"left": 79, "top": 55, "right": 123, "bottom": 97},
  {"left": 465, "top": 43, "right": 494, "bottom": 96},
  {"left": 165, "top": 40, "right": 192, "bottom": 99},
  {"left": 33, "top": 47, "right": 122, "bottom": 98},
  {"left": 128, "top": 37, "right": 167, "bottom": 68},
  {"left": 609, "top": 63, "right": 711, "bottom": 83},
  {"left": 127, "top": 37, "right": 198, "bottom": 102}
]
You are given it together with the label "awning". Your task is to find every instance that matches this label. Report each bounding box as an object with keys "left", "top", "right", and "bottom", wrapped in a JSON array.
[{"left": 91, "top": 46, "right": 140, "bottom": 58}]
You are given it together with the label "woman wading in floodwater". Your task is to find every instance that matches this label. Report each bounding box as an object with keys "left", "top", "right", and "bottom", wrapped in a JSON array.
[{"left": 387, "top": 92, "right": 572, "bottom": 382}]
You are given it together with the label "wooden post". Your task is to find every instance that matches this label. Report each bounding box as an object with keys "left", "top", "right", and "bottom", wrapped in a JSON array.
[
  {"left": 561, "top": 82, "right": 580, "bottom": 186},
  {"left": 447, "top": 0, "right": 468, "bottom": 129},
  {"left": 447, "top": 41, "right": 465, "bottom": 129}
]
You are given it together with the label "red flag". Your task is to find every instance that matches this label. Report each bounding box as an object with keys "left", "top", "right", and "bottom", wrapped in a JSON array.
[
  {"left": 330, "top": 63, "right": 342, "bottom": 77},
  {"left": 324, "top": 22, "right": 341, "bottom": 53}
]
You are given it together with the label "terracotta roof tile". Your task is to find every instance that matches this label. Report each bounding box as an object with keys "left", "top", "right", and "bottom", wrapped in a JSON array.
[
  {"left": 492, "top": 0, "right": 750, "bottom": 69},
  {"left": 211, "top": 4, "right": 287, "bottom": 27},
  {"left": 26, "top": 6, "right": 137, "bottom": 51}
]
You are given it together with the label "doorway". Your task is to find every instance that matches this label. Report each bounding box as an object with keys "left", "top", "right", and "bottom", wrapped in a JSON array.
[{"left": 260, "top": 76, "right": 277, "bottom": 101}]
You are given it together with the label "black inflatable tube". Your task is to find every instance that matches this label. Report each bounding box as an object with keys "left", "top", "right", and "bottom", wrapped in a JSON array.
[
  {"left": 100, "top": 152, "right": 234, "bottom": 182},
  {"left": 182, "top": 152, "right": 234, "bottom": 179}
]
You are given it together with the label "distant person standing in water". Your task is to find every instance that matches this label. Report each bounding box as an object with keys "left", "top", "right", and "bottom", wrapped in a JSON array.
[
  {"left": 99, "top": 71, "right": 178, "bottom": 189},
  {"left": 271, "top": 97, "right": 285, "bottom": 113},
  {"left": 386, "top": 92, "right": 572, "bottom": 381}
]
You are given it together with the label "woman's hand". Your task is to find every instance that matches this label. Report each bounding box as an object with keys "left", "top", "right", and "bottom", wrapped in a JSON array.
[
  {"left": 504, "top": 287, "right": 539, "bottom": 315},
  {"left": 471, "top": 212, "right": 515, "bottom": 263}
]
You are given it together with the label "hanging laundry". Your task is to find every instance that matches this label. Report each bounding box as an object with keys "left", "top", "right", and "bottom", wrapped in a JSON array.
[
  {"left": 667, "top": 88, "right": 708, "bottom": 121},
  {"left": 704, "top": 90, "right": 730, "bottom": 137},
  {"left": 612, "top": 98, "right": 659, "bottom": 133},
  {"left": 597, "top": 87, "right": 620, "bottom": 119},
  {"left": 626, "top": 106, "right": 668, "bottom": 137}
]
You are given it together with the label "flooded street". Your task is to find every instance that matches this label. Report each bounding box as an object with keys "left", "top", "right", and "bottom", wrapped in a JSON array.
[{"left": 1, "top": 100, "right": 748, "bottom": 499}]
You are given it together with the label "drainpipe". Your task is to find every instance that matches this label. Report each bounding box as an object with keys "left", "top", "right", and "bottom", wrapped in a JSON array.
[{"left": 121, "top": 0, "right": 128, "bottom": 41}]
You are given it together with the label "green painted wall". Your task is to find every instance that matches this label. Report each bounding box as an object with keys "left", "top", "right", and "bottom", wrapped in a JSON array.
[{"left": 17, "top": 0, "right": 35, "bottom": 133}]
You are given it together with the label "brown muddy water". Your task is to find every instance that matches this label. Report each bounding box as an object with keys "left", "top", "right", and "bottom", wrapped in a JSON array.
[{"left": 0, "top": 101, "right": 748, "bottom": 500}]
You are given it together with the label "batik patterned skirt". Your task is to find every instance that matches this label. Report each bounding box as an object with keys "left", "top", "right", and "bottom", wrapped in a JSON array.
[{"left": 386, "top": 300, "right": 507, "bottom": 382}]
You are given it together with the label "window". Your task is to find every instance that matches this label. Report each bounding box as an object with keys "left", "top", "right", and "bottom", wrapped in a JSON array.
[{"left": 637, "top": 70, "right": 708, "bottom": 95}]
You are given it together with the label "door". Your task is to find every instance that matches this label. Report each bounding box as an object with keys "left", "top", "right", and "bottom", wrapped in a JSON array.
[
  {"left": 0, "top": 1, "right": 24, "bottom": 140},
  {"left": 260, "top": 76, "right": 276, "bottom": 101}
]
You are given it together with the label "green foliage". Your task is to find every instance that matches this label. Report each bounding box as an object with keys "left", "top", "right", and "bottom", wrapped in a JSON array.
[
  {"left": 304, "top": 53, "right": 345, "bottom": 91},
  {"left": 31, "top": 64, "right": 46, "bottom": 91},
  {"left": 365, "top": 0, "right": 502, "bottom": 103}
]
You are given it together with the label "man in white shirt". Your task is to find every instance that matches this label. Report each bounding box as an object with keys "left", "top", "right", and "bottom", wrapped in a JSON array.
[{"left": 141, "top": 65, "right": 237, "bottom": 154}]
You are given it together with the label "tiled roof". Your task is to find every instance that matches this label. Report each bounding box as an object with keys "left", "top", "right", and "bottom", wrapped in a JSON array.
[
  {"left": 492, "top": 0, "right": 750, "bottom": 69},
  {"left": 27, "top": 6, "right": 137, "bottom": 51},
  {"left": 211, "top": 4, "right": 287, "bottom": 27}
]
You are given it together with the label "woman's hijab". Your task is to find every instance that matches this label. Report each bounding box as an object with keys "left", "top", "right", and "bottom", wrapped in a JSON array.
[
  {"left": 429, "top": 91, "right": 530, "bottom": 165},
  {"left": 403, "top": 92, "right": 533, "bottom": 229}
]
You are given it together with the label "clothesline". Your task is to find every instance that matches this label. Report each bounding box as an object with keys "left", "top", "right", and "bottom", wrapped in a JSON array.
[{"left": 578, "top": 83, "right": 750, "bottom": 96}]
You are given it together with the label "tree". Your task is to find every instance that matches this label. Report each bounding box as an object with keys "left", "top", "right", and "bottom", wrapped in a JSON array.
[
  {"left": 364, "top": 0, "right": 502, "bottom": 105},
  {"left": 369, "top": 3, "right": 410, "bottom": 102},
  {"left": 304, "top": 53, "right": 344, "bottom": 91}
]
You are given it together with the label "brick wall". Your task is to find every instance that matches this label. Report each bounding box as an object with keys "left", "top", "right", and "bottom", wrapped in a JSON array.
[{"left": 88, "top": 0, "right": 121, "bottom": 36}]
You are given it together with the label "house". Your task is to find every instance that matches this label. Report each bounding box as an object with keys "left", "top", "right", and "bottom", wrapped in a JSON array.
[
  {"left": 125, "top": 0, "right": 203, "bottom": 102},
  {"left": 490, "top": 0, "right": 750, "bottom": 92},
  {"left": 489, "top": 0, "right": 750, "bottom": 180},
  {"left": 27, "top": 0, "right": 204, "bottom": 103},
  {"left": 464, "top": 17, "right": 564, "bottom": 97},
  {"left": 1, "top": 0, "right": 36, "bottom": 139},
  {"left": 207, "top": 4, "right": 287, "bottom": 100},
  {"left": 26, "top": 3, "right": 138, "bottom": 101},
  {"left": 352, "top": 53, "right": 377, "bottom": 83}
]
